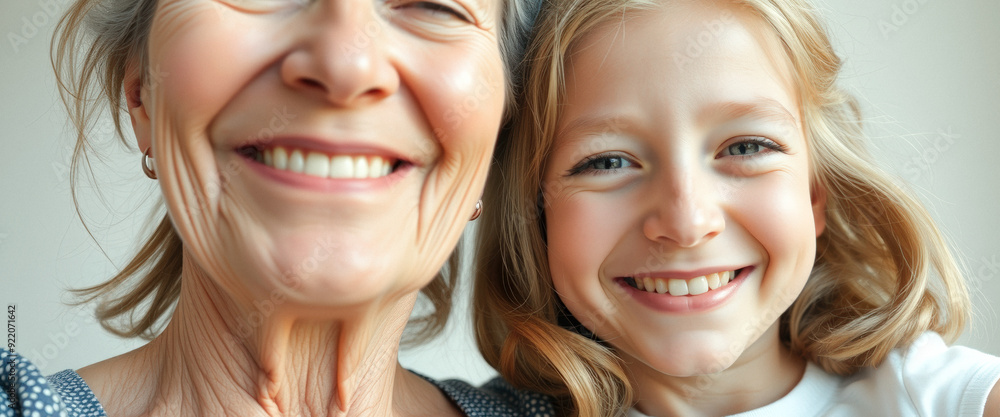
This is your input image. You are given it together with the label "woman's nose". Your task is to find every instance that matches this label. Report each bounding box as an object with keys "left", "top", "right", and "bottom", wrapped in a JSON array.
[
  {"left": 280, "top": 1, "right": 400, "bottom": 107},
  {"left": 642, "top": 169, "right": 725, "bottom": 248}
]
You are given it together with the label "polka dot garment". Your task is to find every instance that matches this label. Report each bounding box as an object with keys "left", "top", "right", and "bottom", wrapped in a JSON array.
[
  {"left": 4, "top": 349, "right": 555, "bottom": 417},
  {"left": 1, "top": 349, "right": 106, "bottom": 417},
  {"left": 425, "top": 374, "right": 557, "bottom": 417}
]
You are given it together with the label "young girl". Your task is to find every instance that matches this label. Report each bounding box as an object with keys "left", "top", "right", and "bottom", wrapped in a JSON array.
[{"left": 473, "top": 0, "right": 1000, "bottom": 416}]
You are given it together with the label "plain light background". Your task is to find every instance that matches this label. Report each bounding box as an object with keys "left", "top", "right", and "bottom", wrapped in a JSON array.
[{"left": 2, "top": 0, "right": 999, "bottom": 386}]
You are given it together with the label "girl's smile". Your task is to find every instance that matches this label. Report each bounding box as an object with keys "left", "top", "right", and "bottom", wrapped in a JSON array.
[
  {"left": 616, "top": 266, "right": 754, "bottom": 313},
  {"left": 541, "top": 1, "right": 826, "bottom": 400}
]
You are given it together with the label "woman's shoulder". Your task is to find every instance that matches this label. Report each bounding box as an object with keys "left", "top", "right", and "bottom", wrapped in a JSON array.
[
  {"left": 1, "top": 348, "right": 107, "bottom": 417},
  {"left": 424, "top": 374, "right": 556, "bottom": 417}
]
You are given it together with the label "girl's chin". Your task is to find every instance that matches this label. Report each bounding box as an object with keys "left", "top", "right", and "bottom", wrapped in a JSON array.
[{"left": 621, "top": 338, "right": 744, "bottom": 376}]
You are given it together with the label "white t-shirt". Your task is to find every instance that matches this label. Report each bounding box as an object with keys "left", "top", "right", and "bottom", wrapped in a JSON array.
[{"left": 629, "top": 332, "right": 1000, "bottom": 417}]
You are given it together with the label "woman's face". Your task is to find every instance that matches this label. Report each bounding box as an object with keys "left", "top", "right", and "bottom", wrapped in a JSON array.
[
  {"left": 542, "top": 3, "right": 826, "bottom": 377},
  {"left": 136, "top": 0, "right": 505, "bottom": 310}
]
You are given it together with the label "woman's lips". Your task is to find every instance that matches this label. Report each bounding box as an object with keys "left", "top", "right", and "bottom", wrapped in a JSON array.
[
  {"left": 246, "top": 145, "right": 400, "bottom": 179},
  {"left": 236, "top": 144, "right": 416, "bottom": 193}
]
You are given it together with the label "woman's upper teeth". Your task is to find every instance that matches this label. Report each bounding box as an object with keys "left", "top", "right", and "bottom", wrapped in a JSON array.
[
  {"left": 634, "top": 270, "right": 734, "bottom": 296},
  {"left": 258, "top": 146, "right": 394, "bottom": 179}
]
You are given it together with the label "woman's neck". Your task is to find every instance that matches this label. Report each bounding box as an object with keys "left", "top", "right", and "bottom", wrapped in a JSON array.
[
  {"left": 79, "top": 258, "right": 458, "bottom": 417},
  {"left": 628, "top": 324, "right": 806, "bottom": 417}
]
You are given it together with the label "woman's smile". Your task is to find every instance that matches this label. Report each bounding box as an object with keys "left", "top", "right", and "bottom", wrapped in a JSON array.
[
  {"left": 139, "top": 0, "right": 506, "bottom": 306},
  {"left": 234, "top": 137, "right": 420, "bottom": 192}
]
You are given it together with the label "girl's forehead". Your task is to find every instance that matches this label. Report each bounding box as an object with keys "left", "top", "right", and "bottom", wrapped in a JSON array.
[{"left": 561, "top": 1, "right": 801, "bottom": 123}]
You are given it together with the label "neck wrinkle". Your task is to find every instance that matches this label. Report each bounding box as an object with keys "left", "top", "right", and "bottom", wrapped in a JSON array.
[{"left": 140, "top": 255, "right": 420, "bottom": 417}]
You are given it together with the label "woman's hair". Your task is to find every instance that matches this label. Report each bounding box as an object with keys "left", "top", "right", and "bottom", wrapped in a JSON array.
[
  {"left": 52, "top": 0, "right": 541, "bottom": 341},
  {"left": 473, "top": 0, "right": 972, "bottom": 415}
]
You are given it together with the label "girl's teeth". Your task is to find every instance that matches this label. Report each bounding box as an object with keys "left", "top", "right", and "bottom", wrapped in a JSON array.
[
  {"left": 708, "top": 272, "right": 721, "bottom": 290},
  {"left": 369, "top": 157, "right": 384, "bottom": 178},
  {"left": 260, "top": 146, "right": 394, "bottom": 179},
  {"left": 354, "top": 155, "right": 369, "bottom": 178},
  {"left": 632, "top": 270, "right": 738, "bottom": 296},
  {"left": 655, "top": 279, "right": 668, "bottom": 294},
  {"left": 668, "top": 279, "right": 689, "bottom": 296},
  {"left": 331, "top": 155, "right": 353, "bottom": 178},
  {"left": 688, "top": 276, "right": 709, "bottom": 295},
  {"left": 289, "top": 149, "right": 305, "bottom": 173},
  {"left": 304, "top": 152, "right": 329, "bottom": 177},
  {"left": 273, "top": 147, "right": 288, "bottom": 170}
]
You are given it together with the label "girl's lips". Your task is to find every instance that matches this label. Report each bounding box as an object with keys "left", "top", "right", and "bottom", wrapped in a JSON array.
[
  {"left": 617, "top": 266, "right": 755, "bottom": 314},
  {"left": 624, "top": 269, "right": 739, "bottom": 296}
]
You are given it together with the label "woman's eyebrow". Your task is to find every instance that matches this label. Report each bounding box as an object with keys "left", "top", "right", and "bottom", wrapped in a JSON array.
[{"left": 698, "top": 97, "right": 798, "bottom": 127}]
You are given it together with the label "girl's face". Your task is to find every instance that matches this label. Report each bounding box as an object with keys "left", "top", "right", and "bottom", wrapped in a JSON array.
[
  {"left": 543, "top": 2, "right": 826, "bottom": 377},
  {"left": 133, "top": 0, "right": 505, "bottom": 312}
]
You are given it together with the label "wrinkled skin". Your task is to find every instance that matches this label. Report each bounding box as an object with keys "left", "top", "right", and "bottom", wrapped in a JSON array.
[{"left": 78, "top": 0, "right": 506, "bottom": 416}]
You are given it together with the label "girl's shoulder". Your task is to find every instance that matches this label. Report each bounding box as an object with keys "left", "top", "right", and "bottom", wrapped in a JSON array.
[
  {"left": 736, "top": 332, "right": 1000, "bottom": 417},
  {"left": 423, "top": 374, "right": 556, "bottom": 417},
  {"left": 1, "top": 348, "right": 108, "bottom": 417},
  {"left": 847, "top": 331, "right": 1000, "bottom": 415}
]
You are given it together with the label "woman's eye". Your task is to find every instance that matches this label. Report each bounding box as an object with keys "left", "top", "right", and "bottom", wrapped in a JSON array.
[
  {"left": 568, "top": 155, "right": 635, "bottom": 176},
  {"left": 217, "top": 0, "right": 307, "bottom": 13},
  {"left": 396, "top": 1, "right": 471, "bottom": 23}
]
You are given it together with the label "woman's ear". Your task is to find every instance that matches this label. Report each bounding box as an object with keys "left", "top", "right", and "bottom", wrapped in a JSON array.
[
  {"left": 125, "top": 61, "right": 152, "bottom": 153},
  {"left": 811, "top": 180, "right": 827, "bottom": 237}
]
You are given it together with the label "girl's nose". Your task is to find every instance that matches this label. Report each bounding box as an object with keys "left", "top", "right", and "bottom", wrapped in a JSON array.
[
  {"left": 642, "top": 169, "right": 725, "bottom": 248},
  {"left": 280, "top": 1, "right": 400, "bottom": 107}
]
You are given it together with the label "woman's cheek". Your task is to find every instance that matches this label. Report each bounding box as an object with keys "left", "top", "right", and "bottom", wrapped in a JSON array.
[
  {"left": 409, "top": 42, "right": 504, "bottom": 219},
  {"left": 149, "top": 2, "right": 274, "bottom": 129},
  {"left": 412, "top": 40, "right": 505, "bottom": 152}
]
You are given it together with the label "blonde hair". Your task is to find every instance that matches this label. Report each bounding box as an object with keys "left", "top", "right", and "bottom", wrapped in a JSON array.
[
  {"left": 52, "top": 0, "right": 541, "bottom": 340},
  {"left": 474, "top": 0, "right": 971, "bottom": 415}
]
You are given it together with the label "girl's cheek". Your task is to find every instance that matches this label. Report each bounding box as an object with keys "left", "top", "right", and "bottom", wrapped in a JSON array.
[
  {"left": 546, "top": 190, "right": 630, "bottom": 279},
  {"left": 732, "top": 172, "right": 818, "bottom": 265}
]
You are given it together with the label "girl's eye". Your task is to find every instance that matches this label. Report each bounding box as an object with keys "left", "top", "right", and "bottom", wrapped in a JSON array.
[
  {"left": 396, "top": 1, "right": 471, "bottom": 23},
  {"left": 727, "top": 142, "right": 761, "bottom": 156},
  {"left": 568, "top": 154, "right": 635, "bottom": 176},
  {"left": 719, "top": 137, "right": 786, "bottom": 158}
]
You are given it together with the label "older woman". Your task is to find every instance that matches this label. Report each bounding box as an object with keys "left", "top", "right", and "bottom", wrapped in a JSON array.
[{"left": 0, "top": 0, "right": 551, "bottom": 415}]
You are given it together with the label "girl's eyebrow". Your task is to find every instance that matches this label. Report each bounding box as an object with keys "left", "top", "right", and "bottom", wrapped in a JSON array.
[
  {"left": 555, "top": 112, "right": 632, "bottom": 143},
  {"left": 698, "top": 97, "right": 798, "bottom": 128}
]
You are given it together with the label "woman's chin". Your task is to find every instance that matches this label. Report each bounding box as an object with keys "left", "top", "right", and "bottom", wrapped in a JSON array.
[{"left": 263, "top": 256, "right": 406, "bottom": 305}]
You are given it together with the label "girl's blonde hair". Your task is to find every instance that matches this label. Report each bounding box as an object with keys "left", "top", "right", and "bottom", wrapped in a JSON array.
[
  {"left": 52, "top": 0, "right": 541, "bottom": 340},
  {"left": 473, "top": 0, "right": 971, "bottom": 415}
]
